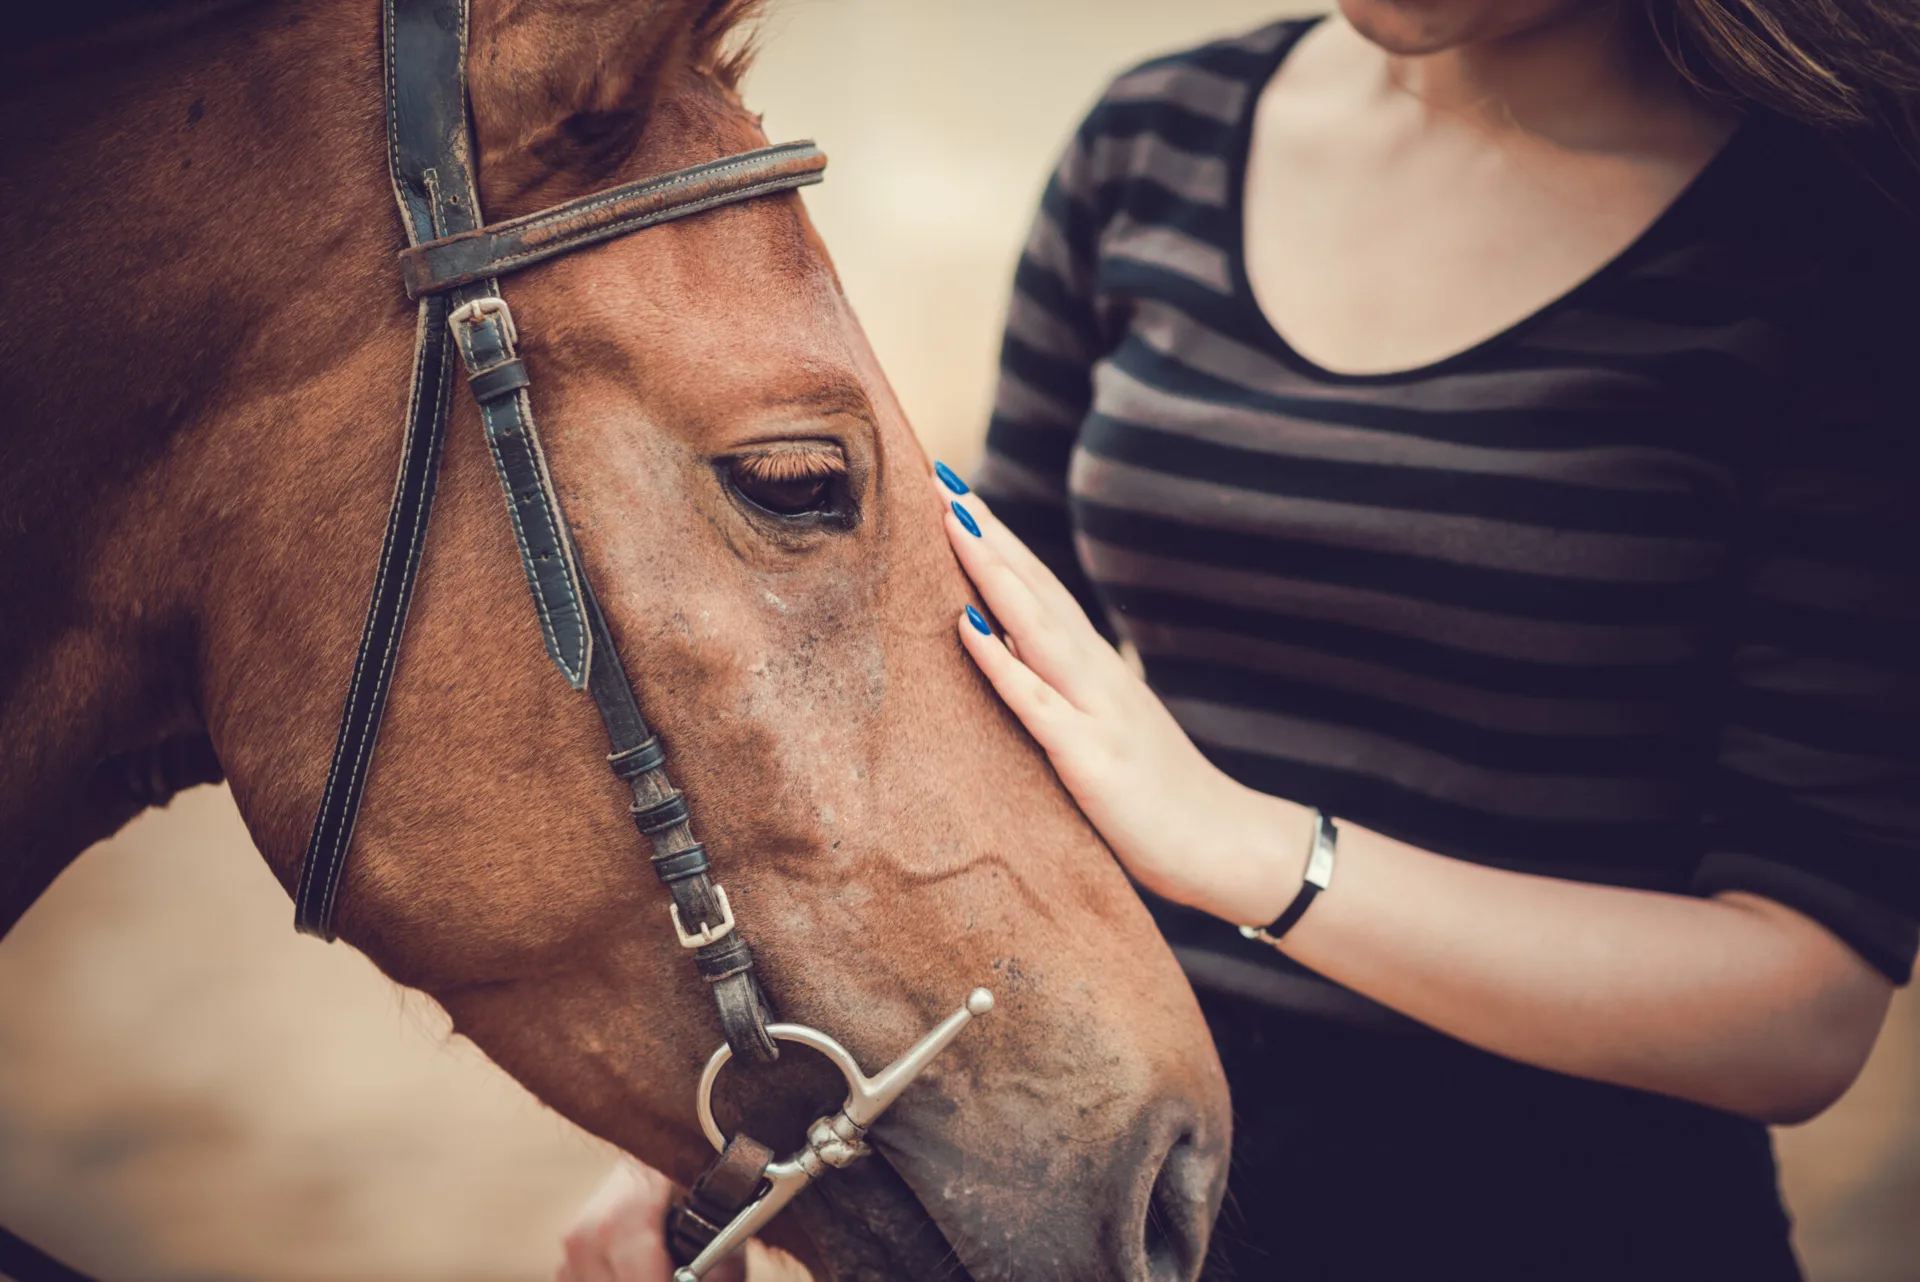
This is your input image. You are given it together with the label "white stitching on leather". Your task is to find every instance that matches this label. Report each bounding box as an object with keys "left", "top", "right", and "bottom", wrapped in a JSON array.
[
  {"left": 453, "top": 307, "right": 588, "bottom": 687},
  {"left": 403, "top": 151, "right": 824, "bottom": 295},
  {"left": 306, "top": 0, "right": 452, "bottom": 935},
  {"left": 299, "top": 295, "right": 445, "bottom": 932},
  {"left": 488, "top": 145, "right": 816, "bottom": 234},
  {"left": 476, "top": 173, "right": 822, "bottom": 280},
  {"left": 313, "top": 309, "right": 448, "bottom": 930}
]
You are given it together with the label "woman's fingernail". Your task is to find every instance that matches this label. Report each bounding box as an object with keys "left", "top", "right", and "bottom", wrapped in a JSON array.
[
  {"left": 965, "top": 604, "right": 991, "bottom": 635},
  {"left": 935, "top": 461, "right": 970, "bottom": 495},
  {"left": 951, "top": 500, "right": 981, "bottom": 537}
]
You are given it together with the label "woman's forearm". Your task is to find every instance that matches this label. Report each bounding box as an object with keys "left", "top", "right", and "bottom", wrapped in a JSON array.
[
  {"left": 1225, "top": 792, "right": 1892, "bottom": 1123},
  {"left": 936, "top": 483, "right": 1894, "bottom": 1126}
]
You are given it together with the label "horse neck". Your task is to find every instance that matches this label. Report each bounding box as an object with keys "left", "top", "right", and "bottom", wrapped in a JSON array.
[{"left": 0, "top": 1, "right": 393, "bottom": 928}]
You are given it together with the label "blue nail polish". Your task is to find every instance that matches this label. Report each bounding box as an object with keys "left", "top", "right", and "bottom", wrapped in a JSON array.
[
  {"left": 935, "top": 461, "right": 970, "bottom": 495},
  {"left": 951, "top": 500, "right": 981, "bottom": 538},
  {"left": 966, "top": 604, "right": 991, "bottom": 635}
]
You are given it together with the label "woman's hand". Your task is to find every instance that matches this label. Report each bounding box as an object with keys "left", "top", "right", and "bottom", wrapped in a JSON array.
[
  {"left": 936, "top": 467, "right": 1308, "bottom": 927},
  {"left": 556, "top": 1158, "right": 744, "bottom": 1282},
  {"left": 934, "top": 465, "right": 1894, "bottom": 1122}
]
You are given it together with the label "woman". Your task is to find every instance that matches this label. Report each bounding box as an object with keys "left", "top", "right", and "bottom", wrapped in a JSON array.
[{"left": 563, "top": 1, "right": 1919, "bottom": 1277}]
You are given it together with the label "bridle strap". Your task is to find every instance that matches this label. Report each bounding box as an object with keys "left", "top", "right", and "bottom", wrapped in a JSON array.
[
  {"left": 296, "top": 0, "right": 805, "bottom": 1065},
  {"left": 288, "top": 279, "right": 454, "bottom": 933},
  {"left": 446, "top": 294, "right": 593, "bottom": 686},
  {"left": 580, "top": 576, "right": 777, "bottom": 1062},
  {"left": 289, "top": 0, "right": 466, "bottom": 934},
  {"left": 665, "top": 1134, "right": 777, "bottom": 1265},
  {"left": 400, "top": 142, "right": 825, "bottom": 299}
]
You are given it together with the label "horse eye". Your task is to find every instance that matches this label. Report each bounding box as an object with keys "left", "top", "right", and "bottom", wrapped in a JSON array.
[
  {"left": 726, "top": 455, "right": 845, "bottom": 520},
  {"left": 734, "top": 473, "right": 831, "bottom": 515}
]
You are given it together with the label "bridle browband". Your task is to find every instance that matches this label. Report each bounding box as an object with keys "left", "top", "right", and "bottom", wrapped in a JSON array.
[
  {"left": 281, "top": 2, "right": 993, "bottom": 1276},
  {"left": 293, "top": 0, "right": 826, "bottom": 1068}
]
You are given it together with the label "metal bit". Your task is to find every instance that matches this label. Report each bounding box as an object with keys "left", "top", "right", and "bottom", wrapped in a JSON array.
[{"left": 673, "top": 987, "right": 995, "bottom": 1282}]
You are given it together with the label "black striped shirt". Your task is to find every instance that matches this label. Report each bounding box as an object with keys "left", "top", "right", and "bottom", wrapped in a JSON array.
[{"left": 975, "top": 19, "right": 1920, "bottom": 997}]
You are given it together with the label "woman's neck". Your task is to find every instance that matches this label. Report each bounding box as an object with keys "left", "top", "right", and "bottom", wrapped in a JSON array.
[{"left": 1376, "top": 3, "right": 1714, "bottom": 146}]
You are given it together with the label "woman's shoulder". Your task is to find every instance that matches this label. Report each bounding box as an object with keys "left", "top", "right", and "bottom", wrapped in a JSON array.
[
  {"left": 1056, "top": 19, "right": 1311, "bottom": 197},
  {"left": 1090, "top": 19, "right": 1308, "bottom": 124},
  {"left": 1723, "top": 114, "right": 1920, "bottom": 310},
  {"left": 1670, "top": 112, "right": 1920, "bottom": 400},
  {"left": 1694, "top": 117, "right": 1920, "bottom": 478}
]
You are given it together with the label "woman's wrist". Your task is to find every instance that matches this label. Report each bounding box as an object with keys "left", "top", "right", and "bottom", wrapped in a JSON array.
[{"left": 1187, "top": 783, "right": 1315, "bottom": 928}]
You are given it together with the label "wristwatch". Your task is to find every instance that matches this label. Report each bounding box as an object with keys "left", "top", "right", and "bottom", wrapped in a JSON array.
[{"left": 1239, "top": 808, "right": 1337, "bottom": 948}]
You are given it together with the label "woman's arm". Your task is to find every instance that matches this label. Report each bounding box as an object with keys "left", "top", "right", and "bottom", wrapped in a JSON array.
[
  {"left": 1261, "top": 824, "right": 1888, "bottom": 1124},
  {"left": 938, "top": 479, "right": 1896, "bottom": 1124}
]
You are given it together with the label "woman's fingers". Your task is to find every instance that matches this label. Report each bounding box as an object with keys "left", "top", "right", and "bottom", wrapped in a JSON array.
[
  {"left": 934, "top": 463, "right": 1145, "bottom": 731},
  {"left": 944, "top": 503, "right": 1114, "bottom": 714},
  {"left": 561, "top": 1160, "right": 659, "bottom": 1282},
  {"left": 556, "top": 1158, "right": 748, "bottom": 1282},
  {"left": 558, "top": 1215, "right": 620, "bottom": 1282},
  {"left": 957, "top": 604, "right": 1082, "bottom": 748},
  {"left": 937, "top": 473, "right": 1092, "bottom": 619}
]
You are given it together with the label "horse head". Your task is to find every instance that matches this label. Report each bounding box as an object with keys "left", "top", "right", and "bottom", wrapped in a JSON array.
[{"left": 0, "top": 1, "right": 1231, "bottom": 1276}]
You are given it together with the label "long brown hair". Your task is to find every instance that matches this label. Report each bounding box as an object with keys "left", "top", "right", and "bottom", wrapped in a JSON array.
[{"left": 1651, "top": 0, "right": 1920, "bottom": 202}]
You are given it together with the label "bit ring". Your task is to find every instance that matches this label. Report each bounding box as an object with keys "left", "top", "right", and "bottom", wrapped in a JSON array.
[
  {"left": 694, "top": 1023, "right": 868, "bottom": 1153},
  {"left": 674, "top": 989, "right": 994, "bottom": 1282}
]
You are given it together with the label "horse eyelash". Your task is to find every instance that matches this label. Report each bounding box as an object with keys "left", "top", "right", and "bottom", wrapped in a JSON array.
[{"left": 730, "top": 449, "right": 847, "bottom": 485}]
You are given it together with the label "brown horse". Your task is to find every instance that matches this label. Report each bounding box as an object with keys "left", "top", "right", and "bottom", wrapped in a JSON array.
[{"left": 0, "top": 0, "right": 1231, "bottom": 1277}]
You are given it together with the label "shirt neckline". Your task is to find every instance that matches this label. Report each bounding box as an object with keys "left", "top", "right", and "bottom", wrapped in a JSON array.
[{"left": 1223, "top": 17, "right": 1759, "bottom": 387}]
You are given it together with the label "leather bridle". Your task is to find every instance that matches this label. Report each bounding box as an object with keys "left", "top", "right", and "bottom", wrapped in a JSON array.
[
  {"left": 285, "top": 1, "right": 993, "bottom": 1276},
  {"left": 0, "top": 6, "right": 995, "bottom": 1278},
  {"left": 2, "top": 3, "right": 996, "bottom": 1278},
  {"left": 293, "top": 0, "right": 823, "bottom": 1068}
]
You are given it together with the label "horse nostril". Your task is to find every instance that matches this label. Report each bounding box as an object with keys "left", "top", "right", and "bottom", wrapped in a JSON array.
[{"left": 1143, "top": 1124, "right": 1213, "bottom": 1281}]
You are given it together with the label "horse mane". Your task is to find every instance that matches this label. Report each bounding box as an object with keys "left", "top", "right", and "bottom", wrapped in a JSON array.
[
  {"left": 17, "top": 0, "right": 253, "bottom": 48},
  {"left": 693, "top": 0, "right": 769, "bottom": 89},
  {"left": 24, "top": 0, "right": 770, "bottom": 80}
]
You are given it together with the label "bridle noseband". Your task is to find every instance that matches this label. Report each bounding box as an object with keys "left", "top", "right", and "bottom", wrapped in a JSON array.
[{"left": 288, "top": 0, "right": 991, "bottom": 1273}]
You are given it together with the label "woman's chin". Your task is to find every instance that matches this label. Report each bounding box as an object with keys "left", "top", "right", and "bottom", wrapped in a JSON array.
[{"left": 1337, "top": 0, "right": 1595, "bottom": 58}]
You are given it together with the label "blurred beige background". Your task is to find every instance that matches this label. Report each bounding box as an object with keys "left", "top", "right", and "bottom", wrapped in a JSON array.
[{"left": 4, "top": 3, "right": 1916, "bottom": 1279}]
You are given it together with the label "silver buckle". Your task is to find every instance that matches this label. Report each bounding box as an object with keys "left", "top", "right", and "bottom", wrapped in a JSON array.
[
  {"left": 447, "top": 295, "right": 517, "bottom": 345},
  {"left": 670, "top": 885, "right": 736, "bottom": 948}
]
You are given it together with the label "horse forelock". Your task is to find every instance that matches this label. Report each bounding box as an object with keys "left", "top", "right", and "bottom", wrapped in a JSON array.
[
  {"left": 691, "top": 0, "right": 768, "bottom": 89},
  {"left": 463, "top": 0, "right": 777, "bottom": 211}
]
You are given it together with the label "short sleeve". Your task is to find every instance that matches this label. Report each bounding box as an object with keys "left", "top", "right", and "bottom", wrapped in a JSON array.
[{"left": 1692, "top": 257, "right": 1920, "bottom": 983}]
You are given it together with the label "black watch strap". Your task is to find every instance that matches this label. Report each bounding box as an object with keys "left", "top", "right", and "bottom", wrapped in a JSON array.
[
  {"left": 1241, "top": 809, "right": 1338, "bottom": 947},
  {"left": 1261, "top": 876, "right": 1324, "bottom": 940}
]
